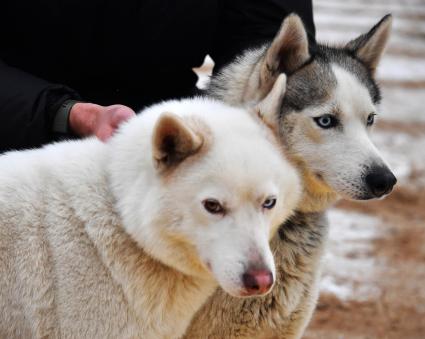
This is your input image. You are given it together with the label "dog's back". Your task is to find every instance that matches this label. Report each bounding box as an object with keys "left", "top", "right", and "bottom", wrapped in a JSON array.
[{"left": 0, "top": 140, "right": 134, "bottom": 338}]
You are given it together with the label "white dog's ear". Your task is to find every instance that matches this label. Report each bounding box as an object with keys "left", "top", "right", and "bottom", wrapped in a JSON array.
[
  {"left": 256, "top": 74, "right": 287, "bottom": 131},
  {"left": 345, "top": 14, "right": 392, "bottom": 75},
  {"left": 152, "top": 113, "right": 203, "bottom": 171},
  {"left": 261, "top": 14, "right": 310, "bottom": 88}
]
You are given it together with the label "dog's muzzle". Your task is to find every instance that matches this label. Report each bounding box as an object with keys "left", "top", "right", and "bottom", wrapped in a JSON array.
[{"left": 365, "top": 165, "right": 397, "bottom": 198}]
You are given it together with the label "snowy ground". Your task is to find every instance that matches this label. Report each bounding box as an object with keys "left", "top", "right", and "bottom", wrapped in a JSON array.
[{"left": 320, "top": 210, "right": 383, "bottom": 302}]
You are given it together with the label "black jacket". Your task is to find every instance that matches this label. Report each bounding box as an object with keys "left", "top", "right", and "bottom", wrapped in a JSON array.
[{"left": 0, "top": 0, "right": 315, "bottom": 152}]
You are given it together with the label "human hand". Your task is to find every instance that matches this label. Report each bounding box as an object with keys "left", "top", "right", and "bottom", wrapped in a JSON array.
[{"left": 69, "top": 103, "right": 136, "bottom": 141}]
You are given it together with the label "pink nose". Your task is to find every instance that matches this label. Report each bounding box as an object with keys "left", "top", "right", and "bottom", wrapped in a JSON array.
[{"left": 242, "top": 269, "right": 274, "bottom": 295}]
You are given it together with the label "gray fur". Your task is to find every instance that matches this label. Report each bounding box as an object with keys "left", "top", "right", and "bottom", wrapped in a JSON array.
[
  {"left": 313, "top": 45, "right": 381, "bottom": 104},
  {"left": 210, "top": 44, "right": 381, "bottom": 116},
  {"left": 281, "top": 57, "right": 337, "bottom": 115}
]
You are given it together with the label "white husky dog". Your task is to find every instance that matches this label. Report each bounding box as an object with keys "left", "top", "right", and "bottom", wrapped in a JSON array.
[{"left": 0, "top": 93, "right": 300, "bottom": 338}]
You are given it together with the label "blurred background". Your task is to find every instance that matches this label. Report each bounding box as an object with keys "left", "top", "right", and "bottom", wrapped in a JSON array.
[{"left": 195, "top": 0, "right": 425, "bottom": 337}]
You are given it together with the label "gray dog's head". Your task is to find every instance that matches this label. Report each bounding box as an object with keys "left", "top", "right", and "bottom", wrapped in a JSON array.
[{"left": 216, "top": 14, "right": 397, "bottom": 202}]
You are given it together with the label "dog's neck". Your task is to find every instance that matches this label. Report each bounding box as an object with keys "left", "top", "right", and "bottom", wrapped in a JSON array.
[
  {"left": 293, "top": 158, "right": 339, "bottom": 213},
  {"left": 83, "top": 187, "right": 217, "bottom": 338}
]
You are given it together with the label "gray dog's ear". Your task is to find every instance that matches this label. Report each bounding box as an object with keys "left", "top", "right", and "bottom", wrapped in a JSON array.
[
  {"left": 345, "top": 14, "right": 392, "bottom": 75},
  {"left": 256, "top": 73, "right": 287, "bottom": 131},
  {"left": 261, "top": 14, "right": 310, "bottom": 88},
  {"left": 152, "top": 113, "right": 203, "bottom": 171}
]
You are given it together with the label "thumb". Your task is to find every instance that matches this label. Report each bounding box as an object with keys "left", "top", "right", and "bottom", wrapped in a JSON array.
[
  {"left": 110, "top": 105, "right": 136, "bottom": 128},
  {"left": 96, "top": 124, "right": 115, "bottom": 142}
]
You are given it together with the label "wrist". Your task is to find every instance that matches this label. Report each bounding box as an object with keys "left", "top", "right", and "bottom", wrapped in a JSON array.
[{"left": 52, "top": 100, "right": 81, "bottom": 134}]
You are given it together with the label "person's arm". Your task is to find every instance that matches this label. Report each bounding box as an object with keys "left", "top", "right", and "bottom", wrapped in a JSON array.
[
  {"left": 0, "top": 59, "right": 80, "bottom": 152},
  {"left": 210, "top": 0, "right": 316, "bottom": 71},
  {"left": 0, "top": 60, "right": 135, "bottom": 153}
]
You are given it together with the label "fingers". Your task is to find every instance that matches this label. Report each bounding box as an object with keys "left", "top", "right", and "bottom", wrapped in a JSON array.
[
  {"left": 68, "top": 103, "right": 136, "bottom": 141},
  {"left": 96, "top": 105, "right": 136, "bottom": 141},
  {"left": 109, "top": 105, "right": 136, "bottom": 129},
  {"left": 96, "top": 125, "right": 115, "bottom": 142}
]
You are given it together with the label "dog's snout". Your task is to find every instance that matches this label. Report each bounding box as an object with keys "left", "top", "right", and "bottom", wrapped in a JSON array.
[
  {"left": 242, "top": 269, "right": 274, "bottom": 296},
  {"left": 365, "top": 166, "right": 397, "bottom": 198}
]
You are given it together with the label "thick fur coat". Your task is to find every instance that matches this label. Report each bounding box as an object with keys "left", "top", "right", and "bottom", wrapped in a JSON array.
[{"left": 0, "top": 98, "right": 301, "bottom": 338}]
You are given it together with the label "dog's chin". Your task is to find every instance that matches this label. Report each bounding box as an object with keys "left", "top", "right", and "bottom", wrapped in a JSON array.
[
  {"left": 224, "top": 287, "right": 272, "bottom": 298},
  {"left": 340, "top": 191, "right": 376, "bottom": 201},
  {"left": 356, "top": 191, "right": 393, "bottom": 201},
  {"left": 341, "top": 188, "right": 395, "bottom": 201},
  {"left": 217, "top": 282, "right": 272, "bottom": 298},
  {"left": 219, "top": 286, "right": 247, "bottom": 298}
]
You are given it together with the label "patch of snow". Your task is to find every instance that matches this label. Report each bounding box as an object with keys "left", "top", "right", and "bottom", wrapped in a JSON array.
[
  {"left": 320, "top": 275, "right": 353, "bottom": 300},
  {"left": 315, "top": 0, "right": 425, "bottom": 16},
  {"left": 316, "top": 30, "right": 425, "bottom": 56},
  {"left": 380, "top": 88, "right": 425, "bottom": 123},
  {"left": 320, "top": 209, "right": 383, "bottom": 301},
  {"left": 315, "top": 14, "right": 425, "bottom": 34},
  {"left": 377, "top": 56, "right": 425, "bottom": 82}
]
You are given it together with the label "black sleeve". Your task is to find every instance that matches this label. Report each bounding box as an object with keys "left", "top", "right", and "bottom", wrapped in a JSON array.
[
  {"left": 0, "top": 59, "right": 80, "bottom": 153},
  {"left": 210, "top": 0, "right": 316, "bottom": 71}
]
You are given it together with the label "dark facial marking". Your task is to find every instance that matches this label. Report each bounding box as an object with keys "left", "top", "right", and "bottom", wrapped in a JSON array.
[
  {"left": 314, "top": 44, "right": 382, "bottom": 104},
  {"left": 281, "top": 60, "right": 337, "bottom": 115},
  {"left": 279, "top": 43, "right": 381, "bottom": 120}
]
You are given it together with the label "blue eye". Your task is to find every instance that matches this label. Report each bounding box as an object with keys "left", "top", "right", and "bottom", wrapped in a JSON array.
[
  {"left": 367, "top": 113, "right": 376, "bottom": 126},
  {"left": 262, "top": 197, "right": 277, "bottom": 210},
  {"left": 313, "top": 114, "right": 339, "bottom": 129}
]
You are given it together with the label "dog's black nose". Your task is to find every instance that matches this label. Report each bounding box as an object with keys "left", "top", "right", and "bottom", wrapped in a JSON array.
[
  {"left": 365, "top": 166, "right": 397, "bottom": 198},
  {"left": 242, "top": 269, "right": 274, "bottom": 295}
]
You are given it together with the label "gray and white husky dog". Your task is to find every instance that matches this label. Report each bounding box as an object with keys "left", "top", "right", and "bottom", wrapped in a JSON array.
[{"left": 184, "top": 14, "right": 396, "bottom": 339}]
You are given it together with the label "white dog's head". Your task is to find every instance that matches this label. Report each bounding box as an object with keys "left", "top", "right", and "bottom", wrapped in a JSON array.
[{"left": 109, "top": 97, "right": 300, "bottom": 297}]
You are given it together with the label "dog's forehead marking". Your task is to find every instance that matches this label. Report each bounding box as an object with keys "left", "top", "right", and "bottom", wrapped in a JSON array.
[
  {"left": 315, "top": 45, "right": 381, "bottom": 104},
  {"left": 332, "top": 64, "right": 376, "bottom": 118},
  {"left": 282, "top": 61, "right": 337, "bottom": 114}
]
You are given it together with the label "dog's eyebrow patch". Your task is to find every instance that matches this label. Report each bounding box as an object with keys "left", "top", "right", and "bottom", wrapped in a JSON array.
[
  {"left": 332, "top": 107, "right": 343, "bottom": 119},
  {"left": 305, "top": 121, "right": 323, "bottom": 144}
]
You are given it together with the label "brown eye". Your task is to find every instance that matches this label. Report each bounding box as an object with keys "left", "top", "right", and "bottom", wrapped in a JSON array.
[
  {"left": 262, "top": 197, "right": 277, "bottom": 210},
  {"left": 203, "top": 199, "right": 224, "bottom": 214}
]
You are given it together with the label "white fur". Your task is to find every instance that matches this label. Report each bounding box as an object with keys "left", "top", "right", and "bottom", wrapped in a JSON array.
[
  {"left": 0, "top": 97, "right": 300, "bottom": 338},
  {"left": 108, "top": 98, "right": 301, "bottom": 295}
]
